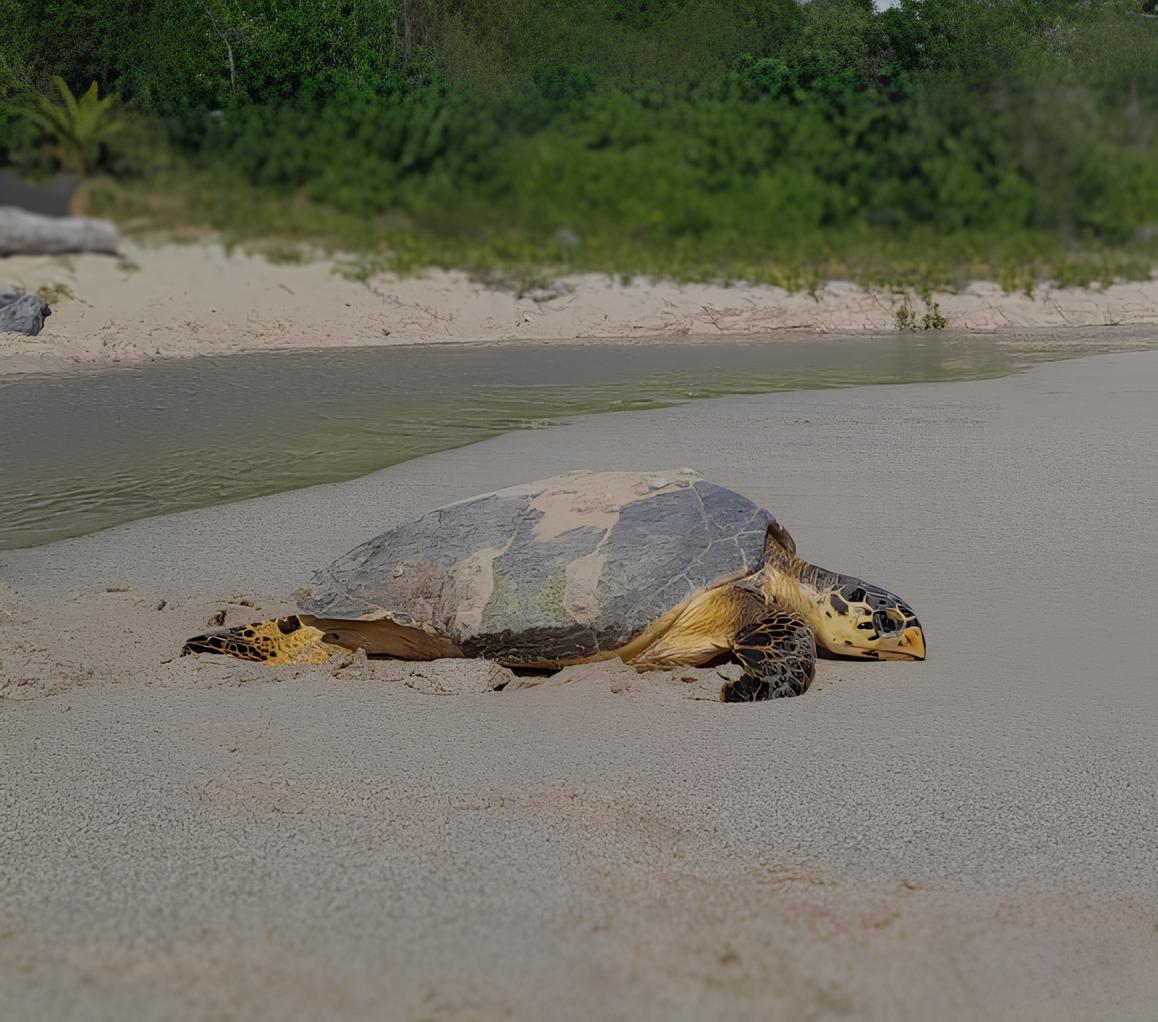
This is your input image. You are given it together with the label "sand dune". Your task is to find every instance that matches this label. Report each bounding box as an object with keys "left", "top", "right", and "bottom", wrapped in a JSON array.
[{"left": 3, "top": 350, "right": 1158, "bottom": 1020}]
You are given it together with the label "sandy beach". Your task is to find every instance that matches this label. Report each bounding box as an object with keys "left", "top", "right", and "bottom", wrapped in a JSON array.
[
  {"left": 0, "top": 240, "right": 1156, "bottom": 374},
  {"left": 2, "top": 347, "right": 1157, "bottom": 1019}
]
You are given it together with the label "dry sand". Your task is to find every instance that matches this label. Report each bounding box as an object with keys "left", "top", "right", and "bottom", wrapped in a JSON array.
[
  {"left": 3, "top": 349, "right": 1158, "bottom": 1020},
  {"left": 1, "top": 239, "right": 1155, "bottom": 374}
]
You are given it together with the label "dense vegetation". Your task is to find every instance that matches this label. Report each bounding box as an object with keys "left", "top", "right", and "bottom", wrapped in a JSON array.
[{"left": 2, "top": 0, "right": 1156, "bottom": 285}]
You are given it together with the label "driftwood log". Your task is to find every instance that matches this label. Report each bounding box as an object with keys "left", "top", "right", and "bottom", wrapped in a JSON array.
[
  {"left": 0, "top": 205, "right": 119, "bottom": 256},
  {"left": 0, "top": 287, "right": 51, "bottom": 335}
]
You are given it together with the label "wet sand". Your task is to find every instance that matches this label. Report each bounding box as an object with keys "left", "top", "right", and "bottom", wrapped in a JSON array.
[
  {"left": 3, "top": 350, "right": 1158, "bottom": 1020},
  {"left": 1, "top": 239, "right": 1155, "bottom": 375}
]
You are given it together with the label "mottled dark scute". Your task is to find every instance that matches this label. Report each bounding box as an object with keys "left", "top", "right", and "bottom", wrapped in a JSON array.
[
  {"left": 299, "top": 494, "right": 527, "bottom": 621},
  {"left": 593, "top": 483, "right": 771, "bottom": 642},
  {"left": 298, "top": 471, "right": 778, "bottom": 662}
]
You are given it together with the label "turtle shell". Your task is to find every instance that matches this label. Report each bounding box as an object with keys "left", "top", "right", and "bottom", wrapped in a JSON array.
[{"left": 298, "top": 469, "right": 779, "bottom": 664}]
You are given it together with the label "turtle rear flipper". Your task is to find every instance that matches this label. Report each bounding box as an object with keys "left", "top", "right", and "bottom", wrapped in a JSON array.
[
  {"left": 182, "top": 614, "right": 463, "bottom": 664},
  {"left": 182, "top": 615, "right": 343, "bottom": 664}
]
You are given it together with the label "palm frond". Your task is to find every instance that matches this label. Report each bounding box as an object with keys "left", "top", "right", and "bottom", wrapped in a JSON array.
[{"left": 15, "top": 77, "right": 126, "bottom": 173}]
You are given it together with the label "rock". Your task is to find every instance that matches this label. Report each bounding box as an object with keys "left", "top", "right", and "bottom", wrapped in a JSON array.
[
  {"left": 519, "top": 281, "right": 573, "bottom": 303},
  {"left": 548, "top": 660, "right": 642, "bottom": 691},
  {"left": 544, "top": 660, "right": 729, "bottom": 700},
  {"left": 323, "top": 651, "right": 514, "bottom": 693},
  {"left": 0, "top": 287, "right": 51, "bottom": 336},
  {"left": 0, "top": 205, "right": 120, "bottom": 256},
  {"left": 402, "top": 658, "right": 516, "bottom": 696}
]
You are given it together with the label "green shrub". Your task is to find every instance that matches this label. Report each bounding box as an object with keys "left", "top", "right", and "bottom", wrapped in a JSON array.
[{"left": 1, "top": 0, "right": 1155, "bottom": 272}]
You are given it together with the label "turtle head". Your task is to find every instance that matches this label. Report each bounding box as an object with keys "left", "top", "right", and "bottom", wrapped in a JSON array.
[
  {"left": 809, "top": 575, "right": 925, "bottom": 661},
  {"left": 756, "top": 522, "right": 925, "bottom": 661}
]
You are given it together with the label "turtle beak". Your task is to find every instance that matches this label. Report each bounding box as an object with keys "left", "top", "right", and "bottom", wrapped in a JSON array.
[{"left": 877, "top": 624, "right": 925, "bottom": 661}]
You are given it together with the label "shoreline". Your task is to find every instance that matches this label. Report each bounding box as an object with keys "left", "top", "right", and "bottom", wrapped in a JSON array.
[{"left": 1, "top": 239, "right": 1154, "bottom": 376}]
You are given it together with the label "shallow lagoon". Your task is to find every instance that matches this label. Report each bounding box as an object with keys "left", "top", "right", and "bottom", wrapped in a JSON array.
[{"left": 2, "top": 329, "right": 1151, "bottom": 549}]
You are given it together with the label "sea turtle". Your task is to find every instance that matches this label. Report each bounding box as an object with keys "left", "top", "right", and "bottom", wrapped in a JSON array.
[{"left": 183, "top": 469, "right": 925, "bottom": 700}]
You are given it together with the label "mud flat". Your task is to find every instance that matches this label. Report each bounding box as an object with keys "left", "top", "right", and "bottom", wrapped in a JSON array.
[
  {"left": 0, "top": 239, "right": 1155, "bottom": 375},
  {"left": 3, "top": 349, "right": 1158, "bottom": 1020}
]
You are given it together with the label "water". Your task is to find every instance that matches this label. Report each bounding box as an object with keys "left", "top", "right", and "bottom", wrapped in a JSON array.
[{"left": 1, "top": 332, "right": 1150, "bottom": 550}]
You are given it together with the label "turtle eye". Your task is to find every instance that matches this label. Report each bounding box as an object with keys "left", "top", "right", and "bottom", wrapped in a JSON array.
[{"left": 873, "top": 610, "right": 903, "bottom": 635}]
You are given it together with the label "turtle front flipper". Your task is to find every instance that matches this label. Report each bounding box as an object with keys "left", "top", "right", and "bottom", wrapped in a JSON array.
[
  {"left": 725, "top": 610, "right": 816, "bottom": 701},
  {"left": 182, "top": 615, "right": 346, "bottom": 665}
]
